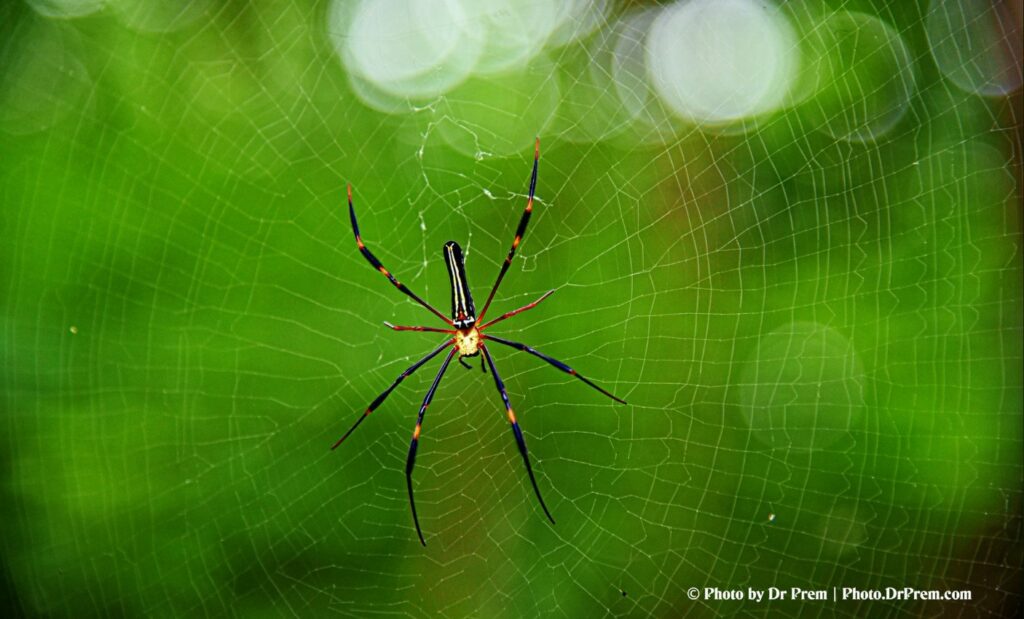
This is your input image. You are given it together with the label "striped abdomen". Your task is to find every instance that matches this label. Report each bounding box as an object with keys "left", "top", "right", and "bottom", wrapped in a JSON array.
[{"left": 443, "top": 241, "right": 476, "bottom": 329}]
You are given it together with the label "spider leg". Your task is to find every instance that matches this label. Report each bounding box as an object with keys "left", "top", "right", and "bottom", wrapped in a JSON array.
[
  {"left": 480, "top": 344, "right": 555, "bottom": 524},
  {"left": 483, "top": 335, "right": 627, "bottom": 405},
  {"left": 478, "top": 289, "right": 555, "bottom": 330},
  {"left": 458, "top": 356, "right": 472, "bottom": 370},
  {"left": 384, "top": 322, "right": 455, "bottom": 334},
  {"left": 331, "top": 338, "right": 454, "bottom": 450},
  {"left": 406, "top": 348, "right": 457, "bottom": 546},
  {"left": 478, "top": 138, "right": 540, "bottom": 321},
  {"left": 348, "top": 185, "right": 453, "bottom": 326}
]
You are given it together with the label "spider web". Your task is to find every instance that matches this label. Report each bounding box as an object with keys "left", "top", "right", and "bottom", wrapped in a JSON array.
[{"left": 1, "top": 0, "right": 1022, "bottom": 616}]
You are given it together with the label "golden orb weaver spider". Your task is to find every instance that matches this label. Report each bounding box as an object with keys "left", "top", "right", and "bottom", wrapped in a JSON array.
[{"left": 334, "top": 139, "right": 627, "bottom": 546}]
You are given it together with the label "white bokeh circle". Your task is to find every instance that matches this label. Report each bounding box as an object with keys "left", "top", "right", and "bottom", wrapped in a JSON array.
[{"left": 646, "top": 0, "right": 799, "bottom": 126}]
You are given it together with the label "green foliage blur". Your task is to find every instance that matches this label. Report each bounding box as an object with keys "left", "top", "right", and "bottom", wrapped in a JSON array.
[{"left": 1, "top": 0, "right": 1020, "bottom": 617}]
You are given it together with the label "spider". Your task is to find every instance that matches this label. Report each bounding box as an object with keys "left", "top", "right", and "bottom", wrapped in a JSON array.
[{"left": 333, "top": 139, "right": 626, "bottom": 546}]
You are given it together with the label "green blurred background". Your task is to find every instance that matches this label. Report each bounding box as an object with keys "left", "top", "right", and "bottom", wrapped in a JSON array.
[{"left": 1, "top": 0, "right": 1021, "bottom": 616}]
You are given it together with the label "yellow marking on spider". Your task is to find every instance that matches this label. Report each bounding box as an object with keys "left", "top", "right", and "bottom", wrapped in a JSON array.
[{"left": 455, "top": 328, "right": 480, "bottom": 357}]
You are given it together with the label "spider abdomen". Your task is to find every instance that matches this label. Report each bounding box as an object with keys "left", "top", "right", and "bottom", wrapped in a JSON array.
[{"left": 443, "top": 241, "right": 476, "bottom": 329}]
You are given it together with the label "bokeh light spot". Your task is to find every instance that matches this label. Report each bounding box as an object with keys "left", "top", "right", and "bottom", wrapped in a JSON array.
[
  {"left": 927, "top": 0, "right": 1023, "bottom": 97},
  {"left": 820, "top": 504, "right": 869, "bottom": 557},
  {"left": 740, "top": 322, "right": 866, "bottom": 451},
  {"left": 26, "top": 0, "right": 104, "bottom": 19},
  {"left": 611, "top": 8, "right": 683, "bottom": 143},
  {"left": 0, "top": 18, "right": 91, "bottom": 136},
  {"left": 803, "top": 12, "right": 915, "bottom": 142},
  {"left": 646, "top": 0, "right": 798, "bottom": 126},
  {"left": 460, "top": 0, "right": 563, "bottom": 76},
  {"left": 548, "top": 0, "right": 612, "bottom": 47},
  {"left": 334, "top": 0, "right": 481, "bottom": 101},
  {"left": 438, "top": 56, "right": 560, "bottom": 158},
  {"left": 552, "top": 26, "right": 633, "bottom": 143},
  {"left": 108, "top": 0, "right": 211, "bottom": 33}
]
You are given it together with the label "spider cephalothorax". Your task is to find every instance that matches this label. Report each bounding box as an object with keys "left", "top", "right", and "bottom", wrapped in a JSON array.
[
  {"left": 334, "top": 138, "right": 626, "bottom": 546},
  {"left": 454, "top": 327, "right": 480, "bottom": 357}
]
